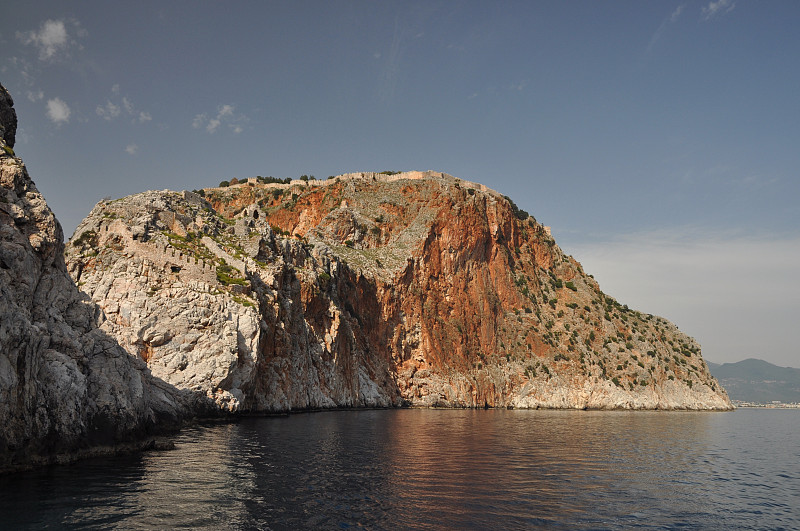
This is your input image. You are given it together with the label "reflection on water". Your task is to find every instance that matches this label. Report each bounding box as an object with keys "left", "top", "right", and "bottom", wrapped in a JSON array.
[{"left": 1, "top": 409, "right": 797, "bottom": 529}]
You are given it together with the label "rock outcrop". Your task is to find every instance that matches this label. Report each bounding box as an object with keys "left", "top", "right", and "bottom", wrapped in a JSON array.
[
  {"left": 66, "top": 172, "right": 732, "bottom": 412},
  {"left": 0, "top": 84, "right": 198, "bottom": 473}
]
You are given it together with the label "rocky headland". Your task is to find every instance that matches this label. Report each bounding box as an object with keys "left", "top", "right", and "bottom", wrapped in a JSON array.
[
  {"left": 0, "top": 81, "right": 731, "bottom": 471},
  {"left": 65, "top": 171, "right": 732, "bottom": 413}
]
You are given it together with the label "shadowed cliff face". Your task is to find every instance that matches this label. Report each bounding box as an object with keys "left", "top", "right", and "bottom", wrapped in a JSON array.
[
  {"left": 67, "top": 172, "right": 732, "bottom": 412},
  {"left": 0, "top": 84, "right": 197, "bottom": 473},
  {"left": 0, "top": 85, "right": 16, "bottom": 149}
]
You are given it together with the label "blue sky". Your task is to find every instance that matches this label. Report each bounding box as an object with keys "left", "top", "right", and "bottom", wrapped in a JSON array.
[{"left": 2, "top": 1, "right": 798, "bottom": 367}]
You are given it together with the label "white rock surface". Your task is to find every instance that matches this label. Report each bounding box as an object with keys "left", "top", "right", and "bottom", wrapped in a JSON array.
[{"left": 0, "top": 85, "right": 198, "bottom": 472}]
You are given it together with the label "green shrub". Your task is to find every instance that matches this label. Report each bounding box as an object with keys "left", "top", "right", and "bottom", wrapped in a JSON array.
[
  {"left": 219, "top": 180, "right": 230, "bottom": 187},
  {"left": 503, "top": 195, "right": 530, "bottom": 220},
  {"left": 317, "top": 271, "right": 332, "bottom": 290},
  {"left": 216, "top": 264, "right": 247, "bottom": 286},
  {"left": 74, "top": 230, "right": 97, "bottom": 247}
]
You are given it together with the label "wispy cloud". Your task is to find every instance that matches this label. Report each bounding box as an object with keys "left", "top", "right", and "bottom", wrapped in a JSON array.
[
  {"left": 26, "top": 90, "right": 44, "bottom": 102},
  {"left": 702, "top": 0, "right": 736, "bottom": 20},
  {"left": 96, "top": 87, "right": 152, "bottom": 124},
  {"left": 125, "top": 143, "right": 139, "bottom": 155},
  {"left": 567, "top": 228, "right": 800, "bottom": 366},
  {"left": 647, "top": 4, "right": 685, "bottom": 53},
  {"left": 671, "top": 5, "right": 685, "bottom": 22},
  {"left": 17, "top": 19, "right": 84, "bottom": 61},
  {"left": 96, "top": 100, "right": 121, "bottom": 120},
  {"left": 192, "top": 104, "right": 246, "bottom": 134},
  {"left": 46, "top": 97, "right": 71, "bottom": 124}
]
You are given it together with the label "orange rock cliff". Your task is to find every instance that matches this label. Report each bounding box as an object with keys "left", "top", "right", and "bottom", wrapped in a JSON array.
[{"left": 66, "top": 171, "right": 732, "bottom": 411}]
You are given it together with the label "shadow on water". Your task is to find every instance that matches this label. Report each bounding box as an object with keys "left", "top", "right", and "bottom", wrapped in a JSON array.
[{"left": 0, "top": 408, "right": 798, "bottom": 529}]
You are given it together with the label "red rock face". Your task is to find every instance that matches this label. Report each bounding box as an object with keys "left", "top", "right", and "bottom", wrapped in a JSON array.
[{"left": 200, "top": 172, "right": 731, "bottom": 410}]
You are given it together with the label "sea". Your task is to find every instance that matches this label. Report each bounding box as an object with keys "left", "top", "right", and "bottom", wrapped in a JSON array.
[{"left": 0, "top": 408, "right": 797, "bottom": 530}]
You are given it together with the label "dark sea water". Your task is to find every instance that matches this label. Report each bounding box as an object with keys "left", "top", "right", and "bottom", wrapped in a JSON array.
[{"left": 1, "top": 408, "right": 798, "bottom": 530}]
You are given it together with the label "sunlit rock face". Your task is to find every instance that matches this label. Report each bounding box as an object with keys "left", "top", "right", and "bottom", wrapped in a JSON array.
[
  {"left": 0, "top": 84, "right": 197, "bottom": 472},
  {"left": 67, "top": 171, "right": 732, "bottom": 412}
]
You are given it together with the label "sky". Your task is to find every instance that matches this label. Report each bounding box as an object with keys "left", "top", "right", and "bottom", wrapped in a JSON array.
[{"left": 2, "top": 1, "right": 798, "bottom": 367}]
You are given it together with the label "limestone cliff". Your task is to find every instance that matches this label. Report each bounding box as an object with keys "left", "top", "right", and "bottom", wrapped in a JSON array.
[
  {"left": 66, "top": 172, "right": 732, "bottom": 411},
  {"left": 0, "top": 84, "right": 198, "bottom": 472}
]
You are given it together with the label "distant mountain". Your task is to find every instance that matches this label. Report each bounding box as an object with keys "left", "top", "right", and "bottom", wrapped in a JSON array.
[{"left": 708, "top": 358, "right": 800, "bottom": 404}]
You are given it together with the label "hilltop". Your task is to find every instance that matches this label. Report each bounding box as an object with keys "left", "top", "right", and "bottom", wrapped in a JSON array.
[
  {"left": 65, "top": 170, "right": 731, "bottom": 411},
  {"left": 708, "top": 359, "right": 800, "bottom": 404}
]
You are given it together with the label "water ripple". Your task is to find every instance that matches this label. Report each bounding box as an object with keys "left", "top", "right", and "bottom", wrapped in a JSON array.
[{"left": 1, "top": 409, "right": 798, "bottom": 529}]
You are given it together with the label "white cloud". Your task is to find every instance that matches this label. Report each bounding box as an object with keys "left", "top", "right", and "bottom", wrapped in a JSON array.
[
  {"left": 122, "top": 97, "right": 134, "bottom": 114},
  {"left": 125, "top": 143, "right": 139, "bottom": 155},
  {"left": 566, "top": 228, "right": 800, "bottom": 367},
  {"left": 218, "top": 104, "right": 234, "bottom": 118},
  {"left": 95, "top": 88, "right": 152, "bottom": 124},
  {"left": 46, "top": 97, "right": 71, "bottom": 124},
  {"left": 26, "top": 90, "right": 44, "bottom": 102},
  {"left": 192, "top": 104, "right": 246, "bottom": 134},
  {"left": 96, "top": 100, "right": 121, "bottom": 120},
  {"left": 206, "top": 118, "right": 222, "bottom": 133},
  {"left": 648, "top": 5, "right": 685, "bottom": 53},
  {"left": 192, "top": 114, "right": 207, "bottom": 129},
  {"left": 702, "top": 0, "right": 735, "bottom": 20},
  {"left": 18, "top": 19, "right": 70, "bottom": 60}
]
